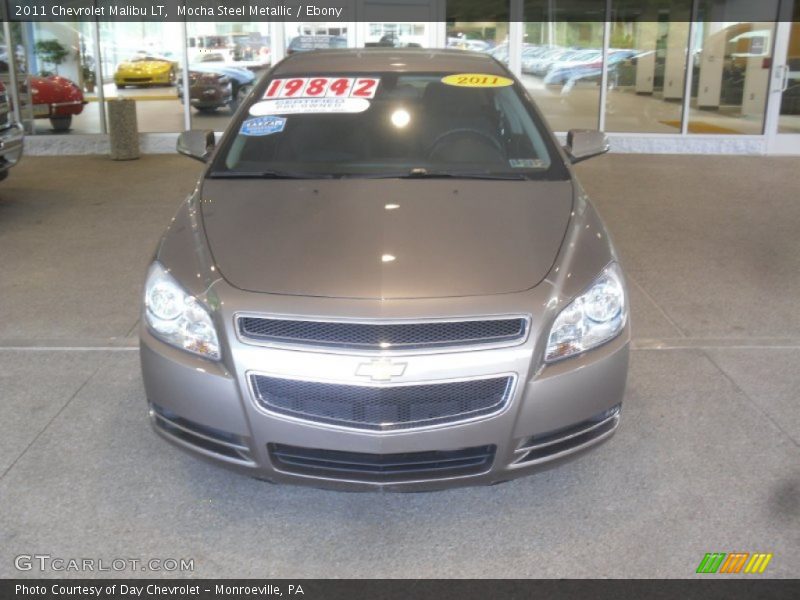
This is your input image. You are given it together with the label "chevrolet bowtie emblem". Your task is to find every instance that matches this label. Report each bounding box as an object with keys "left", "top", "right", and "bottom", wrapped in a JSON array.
[{"left": 355, "top": 358, "right": 407, "bottom": 381}]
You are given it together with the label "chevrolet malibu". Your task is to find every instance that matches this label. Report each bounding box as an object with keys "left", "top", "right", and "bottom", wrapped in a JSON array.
[{"left": 141, "top": 49, "right": 629, "bottom": 491}]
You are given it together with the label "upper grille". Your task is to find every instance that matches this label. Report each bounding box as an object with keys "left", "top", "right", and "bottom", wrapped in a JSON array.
[
  {"left": 238, "top": 316, "right": 528, "bottom": 351},
  {"left": 250, "top": 375, "right": 514, "bottom": 431}
]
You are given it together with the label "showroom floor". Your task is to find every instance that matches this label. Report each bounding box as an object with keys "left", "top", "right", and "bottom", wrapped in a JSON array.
[{"left": 0, "top": 154, "right": 798, "bottom": 578}]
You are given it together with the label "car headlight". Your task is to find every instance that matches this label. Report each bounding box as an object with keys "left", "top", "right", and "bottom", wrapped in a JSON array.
[
  {"left": 545, "top": 262, "right": 627, "bottom": 362},
  {"left": 143, "top": 262, "right": 221, "bottom": 360}
]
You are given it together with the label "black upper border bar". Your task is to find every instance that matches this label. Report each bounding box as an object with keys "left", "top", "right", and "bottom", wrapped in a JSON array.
[{"left": 0, "top": 0, "right": 793, "bottom": 23}]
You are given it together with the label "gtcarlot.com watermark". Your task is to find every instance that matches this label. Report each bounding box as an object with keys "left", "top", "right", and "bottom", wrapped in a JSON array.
[{"left": 14, "top": 554, "right": 194, "bottom": 573}]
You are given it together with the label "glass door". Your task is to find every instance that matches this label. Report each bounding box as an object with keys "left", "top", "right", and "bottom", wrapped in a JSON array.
[{"left": 768, "top": 3, "right": 800, "bottom": 153}]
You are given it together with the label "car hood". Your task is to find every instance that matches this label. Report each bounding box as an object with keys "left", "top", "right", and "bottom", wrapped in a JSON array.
[
  {"left": 200, "top": 178, "right": 573, "bottom": 299},
  {"left": 189, "top": 64, "right": 255, "bottom": 84}
]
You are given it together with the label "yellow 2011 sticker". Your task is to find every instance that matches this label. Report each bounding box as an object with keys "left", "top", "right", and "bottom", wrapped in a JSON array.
[{"left": 441, "top": 73, "right": 514, "bottom": 88}]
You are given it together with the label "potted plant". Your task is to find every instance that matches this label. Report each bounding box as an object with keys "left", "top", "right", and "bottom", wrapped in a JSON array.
[
  {"left": 34, "top": 39, "right": 70, "bottom": 76},
  {"left": 81, "top": 57, "right": 96, "bottom": 93}
]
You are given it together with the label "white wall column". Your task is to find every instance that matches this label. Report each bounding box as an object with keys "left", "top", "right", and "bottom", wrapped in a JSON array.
[
  {"left": 664, "top": 21, "right": 691, "bottom": 101},
  {"left": 269, "top": 21, "right": 286, "bottom": 65},
  {"left": 696, "top": 22, "right": 726, "bottom": 109},
  {"left": 741, "top": 23, "right": 776, "bottom": 119},
  {"left": 634, "top": 21, "right": 658, "bottom": 95},
  {"left": 508, "top": 0, "right": 524, "bottom": 78}
]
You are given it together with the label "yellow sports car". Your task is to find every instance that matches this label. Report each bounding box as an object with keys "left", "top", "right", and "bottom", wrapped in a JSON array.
[{"left": 114, "top": 55, "right": 177, "bottom": 88}]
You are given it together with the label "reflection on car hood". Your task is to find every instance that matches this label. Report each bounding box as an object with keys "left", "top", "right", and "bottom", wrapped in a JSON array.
[{"left": 200, "top": 178, "right": 573, "bottom": 299}]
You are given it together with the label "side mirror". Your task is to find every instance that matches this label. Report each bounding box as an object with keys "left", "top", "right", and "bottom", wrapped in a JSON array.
[
  {"left": 564, "top": 129, "right": 610, "bottom": 164},
  {"left": 177, "top": 130, "right": 215, "bottom": 162}
]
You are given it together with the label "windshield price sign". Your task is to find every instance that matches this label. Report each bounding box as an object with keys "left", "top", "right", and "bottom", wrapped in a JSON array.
[{"left": 264, "top": 77, "right": 380, "bottom": 99}]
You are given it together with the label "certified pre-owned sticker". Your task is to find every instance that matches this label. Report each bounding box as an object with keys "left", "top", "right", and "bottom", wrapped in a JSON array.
[
  {"left": 441, "top": 73, "right": 514, "bottom": 88},
  {"left": 239, "top": 116, "right": 287, "bottom": 136},
  {"left": 249, "top": 97, "right": 371, "bottom": 116}
]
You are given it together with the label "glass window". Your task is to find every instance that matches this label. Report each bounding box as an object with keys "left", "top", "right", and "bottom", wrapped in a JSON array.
[
  {"left": 98, "top": 21, "right": 185, "bottom": 133},
  {"left": 523, "top": 2, "right": 606, "bottom": 131},
  {"left": 11, "top": 22, "right": 102, "bottom": 135},
  {"left": 688, "top": 0, "right": 780, "bottom": 134},
  {"left": 284, "top": 23, "right": 349, "bottom": 55},
  {"left": 446, "top": 22, "right": 505, "bottom": 53},
  {"left": 365, "top": 23, "right": 429, "bottom": 48},
  {"left": 214, "top": 72, "right": 564, "bottom": 179},
  {"left": 778, "top": 19, "right": 800, "bottom": 133},
  {"left": 605, "top": 0, "right": 693, "bottom": 133},
  {"left": 185, "top": 23, "right": 271, "bottom": 132}
]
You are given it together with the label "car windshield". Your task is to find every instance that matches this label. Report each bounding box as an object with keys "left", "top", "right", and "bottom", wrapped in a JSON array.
[{"left": 211, "top": 71, "right": 560, "bottom": 179}]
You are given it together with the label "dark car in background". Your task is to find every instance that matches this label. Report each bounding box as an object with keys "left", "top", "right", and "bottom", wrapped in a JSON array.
[
  {"left": 178, "top": 56, "right": 257, "bottom": 113},
  {"left": 0, "top": 81, "right": 24, "bottom": 181}
]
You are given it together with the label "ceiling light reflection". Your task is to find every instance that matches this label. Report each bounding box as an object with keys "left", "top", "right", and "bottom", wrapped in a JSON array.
[{"left": 390, "top": 109, "right": 411, "bottom": 128}]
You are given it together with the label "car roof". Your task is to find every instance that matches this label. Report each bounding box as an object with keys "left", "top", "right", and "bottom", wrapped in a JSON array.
[{"left": 273, "top": 48, "right": 508, "bottom": 76}]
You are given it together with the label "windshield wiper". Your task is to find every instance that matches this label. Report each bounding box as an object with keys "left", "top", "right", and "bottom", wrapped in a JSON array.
[
  {"left": 208, "top": 170, "right": 335, "bottom": 179},
  {"left": 356, "top": 168, "right": 532, "bottom": 181}
]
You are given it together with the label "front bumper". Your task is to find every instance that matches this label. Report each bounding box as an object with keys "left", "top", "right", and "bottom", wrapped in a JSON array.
[
  {"left": 0, "top": 122, "right": 24, "bottom": 173},
  {"left": 140, "top": 306, "right": 629, "bottom": 491},
  {"left": 116, "top": 73, "right": 172, "bottom": 85},
  {"left": 180, "top": 82, "right": 233, "bottom": 109}
]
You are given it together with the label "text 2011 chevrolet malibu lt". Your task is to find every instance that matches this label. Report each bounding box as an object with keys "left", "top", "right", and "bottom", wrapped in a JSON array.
[{"left": 140, "top": 49, "right": 629, "bottom": 491}]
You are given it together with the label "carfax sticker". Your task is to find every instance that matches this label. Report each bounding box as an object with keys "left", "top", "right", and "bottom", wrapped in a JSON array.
[
  {"left": 239, "top": 116, "right": 287, "bottom": 136},
  {"left": 441, "top": 73, "right": 514, "bottom": 88},
  {"left": 264, "top": 77, "right": 380, "bottom": 99},
  {"left": 509, "top": 158, "right": 546, "bottom": 168},
  {"left": 249, "top": 97, "right": 371, "bottom": 116}
]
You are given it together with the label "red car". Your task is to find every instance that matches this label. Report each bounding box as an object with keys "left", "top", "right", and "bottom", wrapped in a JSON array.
[{"left": 29, "top": 74, "right": 86, "bottom": 131}]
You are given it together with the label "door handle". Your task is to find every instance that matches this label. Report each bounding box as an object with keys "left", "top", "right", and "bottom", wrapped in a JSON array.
[{"left": 782, "top": 65, "right": 790, "bottom": 92}]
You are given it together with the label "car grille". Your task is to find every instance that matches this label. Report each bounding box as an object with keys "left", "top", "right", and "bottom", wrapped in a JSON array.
[
  {"left": 250, "top": 375, "right": 514, "bottom": 431},
  {"left": 123, "top": 77, "right": 151, "bottom": 82},
  {"left": 237, "top": 316, "right": 528, "bottom": 351},
  {"left": 0, "top": 90, "right": 9, "bottom": 129},
  {"left": 268, "top": 443, "right": 496, "bottom": 483}
]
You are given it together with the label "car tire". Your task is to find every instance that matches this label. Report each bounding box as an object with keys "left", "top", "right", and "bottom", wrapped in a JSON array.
[
  {"left": 196, "top": 107, "right": 218, "bottom": 114},
  {"left": 0, "top": 170, "right": 8, "bottom": 182},
  {"left": 50, "top": 116, "right": 72, "bottom": 132},
  {"left": 116, "top": 84, "right": 125, "bottom": 90},
  {"left": 229, "top": 84, "right": 250, "bottom": 113}
]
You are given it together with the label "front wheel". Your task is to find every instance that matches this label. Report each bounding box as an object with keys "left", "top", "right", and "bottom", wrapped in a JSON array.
[
  {"left": 50, "top": 116, "right": 72, "bottom": 132},
  {"left": 229, "top": 84, "right": 251, "bottom": 113},
  {"left": 0, "top": 170, "right": 8, "bottom": 182}
]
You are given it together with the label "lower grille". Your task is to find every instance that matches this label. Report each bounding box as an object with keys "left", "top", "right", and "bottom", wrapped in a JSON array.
[
  {"left": 269, "top": 443, "right": 495, "bottom": 483},
  {"left": 150, "top": 403, "right": 254, "bottom": 465},
  {"left": 514, "top": 405, "right": 621, "bottom": 465},
  {"left": 237, "top": 316, "right": 528, "bottom": 351},
  {"left": 250, "top": 375, "right": 513, "bottom": 431}
]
